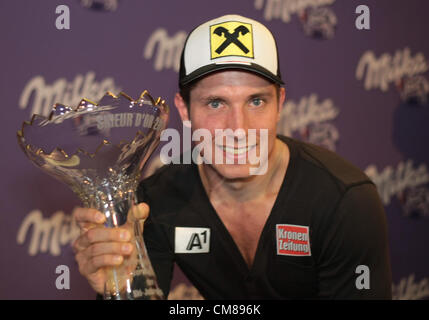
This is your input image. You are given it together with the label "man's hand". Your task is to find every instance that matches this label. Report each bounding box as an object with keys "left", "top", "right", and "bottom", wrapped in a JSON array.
[{"left": 72, "top": 203, "right": 149, "bottom": 294}]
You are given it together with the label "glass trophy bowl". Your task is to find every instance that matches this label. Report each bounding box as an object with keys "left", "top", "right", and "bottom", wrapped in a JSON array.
[{"left": 17, "top": 91, "right": 169, "bottom": 300}]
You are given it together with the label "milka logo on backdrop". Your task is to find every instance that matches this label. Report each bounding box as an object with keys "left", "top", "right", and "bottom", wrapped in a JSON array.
[
  {"left": 143, "top": 28, "right": 187, "bottom": 72},
  {"left": 365, "top": 160, "right": 429, "bottom": 218},
  {"left": 392, "top": 274, "right": 429, "bottom": 300},
  {"left": 17, "top": 210, "right": 79, "bottom": 256},
  {"left": 19, "top": 71, "right": 121, "bottom": 117},
  {"left": 277, "top": 94, "right": 340, "bottom": 151},
  {"left": 356, "top": 48, "right": 428, "bottom": 92},
  {"left": 254, "top": 0, "right": 335, "bottom": 23},
  {"left": 300, "top": 6, "right": 337, "bottom": 40}
]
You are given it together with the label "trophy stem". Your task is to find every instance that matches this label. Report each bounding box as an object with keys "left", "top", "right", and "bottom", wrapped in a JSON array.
[
  {"left": 104, "top": 267, "right": 124, "bottom": 300},
  {"left": 85, "top": 186, "right": 163, "bottom": 300}
]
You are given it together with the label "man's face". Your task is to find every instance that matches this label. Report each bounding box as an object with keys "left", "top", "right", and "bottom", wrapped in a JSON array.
[{"left": 179, "top": 70, "right": 285, "bottom": 180}]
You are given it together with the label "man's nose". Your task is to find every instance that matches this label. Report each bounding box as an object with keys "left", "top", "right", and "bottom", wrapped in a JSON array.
[{"left": 227, "top": 106, "right": 248, "bottom": 131}]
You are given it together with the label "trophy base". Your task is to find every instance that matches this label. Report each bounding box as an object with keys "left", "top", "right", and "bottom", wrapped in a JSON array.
[{"left": 104, "top": 267, "right": 164, "bottom": 300}]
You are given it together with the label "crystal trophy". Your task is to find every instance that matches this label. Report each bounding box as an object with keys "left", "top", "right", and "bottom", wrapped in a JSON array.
[{"left": 17, "top": 91, "right": 169, "bottom": 300}]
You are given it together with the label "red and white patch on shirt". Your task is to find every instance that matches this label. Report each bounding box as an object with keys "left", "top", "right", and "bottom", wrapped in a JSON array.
[{"left": 276, "top": 224, "right": 311, "bottom": 256}]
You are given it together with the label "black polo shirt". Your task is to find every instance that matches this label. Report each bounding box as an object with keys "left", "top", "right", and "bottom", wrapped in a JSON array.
[{"left": 137, "top": 135, "right": 392, "bottom": 299}]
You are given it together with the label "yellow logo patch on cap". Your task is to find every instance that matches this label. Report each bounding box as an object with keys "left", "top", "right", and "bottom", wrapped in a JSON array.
[{"left": 210, "top": 21, "right": 254, "bottom": 60}]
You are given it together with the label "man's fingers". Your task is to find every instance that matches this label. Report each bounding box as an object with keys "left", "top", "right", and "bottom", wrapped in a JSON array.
[
  {"left": 128, "top": 202, "right": 150, "bottom": 224},
  {"left": 73, "top": 227, "right": 131, "bottom": 252},
  {"left": 73, "top": 207, "right": 105, "bottom": 228},
  {"left": 85, "top": 254, "right": 124, "bottom": 275},
  {"left": 90, "top": 242, "right": 134, "bottom": 257},
  {"left": 73, "top": 203, "right": 148, "bottom": 229}
]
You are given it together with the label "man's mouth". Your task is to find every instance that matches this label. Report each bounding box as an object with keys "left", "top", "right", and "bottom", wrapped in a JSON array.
[{"left": 216, "top": 144, "right": 257, "bottom": 156}]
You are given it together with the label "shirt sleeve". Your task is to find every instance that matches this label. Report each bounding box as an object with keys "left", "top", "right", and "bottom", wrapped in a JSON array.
[{"left": 315, "top": 183, "right": 392, "bottom": 299}]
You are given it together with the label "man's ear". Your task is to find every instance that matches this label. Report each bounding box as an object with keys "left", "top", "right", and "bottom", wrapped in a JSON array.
[
  {"left": 277, "top": 86, "right": 286, "bottom": 122},
  {"left": 174, "top": 92, "right": 190, "bottom": 122}
]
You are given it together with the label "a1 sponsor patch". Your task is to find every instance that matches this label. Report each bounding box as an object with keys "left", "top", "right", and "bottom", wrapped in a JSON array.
[
  {"left": 175, "top": 227, "right": 210, "bottom": 253},
  {"left": 276, "top": 224, "right": 311, "bottom": 256}
]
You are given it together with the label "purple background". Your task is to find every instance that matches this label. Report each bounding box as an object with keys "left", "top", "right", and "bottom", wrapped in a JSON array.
[{"left": 1, "top": 0, "right": 428, "bottom": 299}]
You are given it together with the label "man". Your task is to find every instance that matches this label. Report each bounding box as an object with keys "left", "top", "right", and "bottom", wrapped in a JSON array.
[{"left": 73, "top": 14, "right": 392, "bottom": 299}]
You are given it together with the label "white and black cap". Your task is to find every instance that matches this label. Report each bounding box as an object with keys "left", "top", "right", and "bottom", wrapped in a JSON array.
[{"left": 179, "top": 14, "right": 284, "bottom": 88}]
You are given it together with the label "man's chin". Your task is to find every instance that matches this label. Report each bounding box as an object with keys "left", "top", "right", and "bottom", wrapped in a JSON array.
[{"left": 208, "top": 163, "right": 257, "bottom": 181}]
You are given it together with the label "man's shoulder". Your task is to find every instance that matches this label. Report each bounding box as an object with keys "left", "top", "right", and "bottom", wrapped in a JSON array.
[
  {"left": 137, "top": 162, "right": 196, "bottom": 204},
  {"left": 280, "top": 136, "right": 373, "bottom": 192}
]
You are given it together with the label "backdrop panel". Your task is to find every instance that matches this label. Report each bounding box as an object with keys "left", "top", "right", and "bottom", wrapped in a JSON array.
[{"left": 0, "top": 0, "right": 428, "bottom": 299}]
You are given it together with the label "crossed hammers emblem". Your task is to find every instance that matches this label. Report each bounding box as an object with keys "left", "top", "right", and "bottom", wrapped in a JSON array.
[{"left": 213, "top": 25, "right": 250, "bottom": 54}]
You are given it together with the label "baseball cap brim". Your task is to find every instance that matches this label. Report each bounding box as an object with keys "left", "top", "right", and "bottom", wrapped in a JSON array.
[{"left": 179, "top": 63, "right": 284, "bottom": 88}]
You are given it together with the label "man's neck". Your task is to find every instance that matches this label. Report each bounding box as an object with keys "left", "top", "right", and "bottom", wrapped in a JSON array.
[{"left": 198, "top": 138, "right": 290, "bottom": 204}]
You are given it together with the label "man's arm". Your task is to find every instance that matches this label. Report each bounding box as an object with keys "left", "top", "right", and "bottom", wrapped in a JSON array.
[{"left": 315, "top": 183, "right": 392, "bottom": 299}]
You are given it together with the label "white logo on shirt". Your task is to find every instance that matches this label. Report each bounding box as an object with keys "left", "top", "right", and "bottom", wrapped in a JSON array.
[{"left": 175, "top": 227, "right": 210, "bottom": 253}]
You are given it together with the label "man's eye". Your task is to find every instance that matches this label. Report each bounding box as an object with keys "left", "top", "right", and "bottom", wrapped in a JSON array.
[
  {"left": 250, "top": 98, "right": 264, "bottom": 107},
  {"left": 208, "top": 100, "right": 222, "bottom": 109}
]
